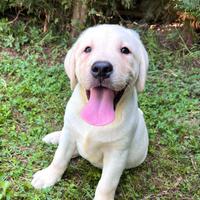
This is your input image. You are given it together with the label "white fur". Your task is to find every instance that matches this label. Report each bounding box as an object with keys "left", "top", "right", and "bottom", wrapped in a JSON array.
[{"left": 31, "top": 24, "right": 149, "bottom": 200}]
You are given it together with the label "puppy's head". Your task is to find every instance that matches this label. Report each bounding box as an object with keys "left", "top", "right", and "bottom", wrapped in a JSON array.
[
  {"left": 65, "top": 24, "right": 148, "bottom": 92},
  {"left": 64, "top": 24, "right": 148, "bottom": 125}
]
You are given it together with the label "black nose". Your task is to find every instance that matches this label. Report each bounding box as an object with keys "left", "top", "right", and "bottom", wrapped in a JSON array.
[{"left": 91, "top": 61, "right": 113, "bottom": 79}]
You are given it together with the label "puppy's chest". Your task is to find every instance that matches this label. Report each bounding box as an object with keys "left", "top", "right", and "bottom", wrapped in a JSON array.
[{"left": 76, "top": 130, "right": 104, "bottom": 166}]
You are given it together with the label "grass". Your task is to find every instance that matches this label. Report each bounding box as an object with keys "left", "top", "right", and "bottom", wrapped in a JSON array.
[{"left": 0, "top": 22, "right": 200, "bottom": 200}]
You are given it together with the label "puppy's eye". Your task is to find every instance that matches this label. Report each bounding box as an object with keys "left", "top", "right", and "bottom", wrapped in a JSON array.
[
  {"left": 84, "top": 46, "right": 92, "bottom": 53},
  {"left": 121, "top": 47, "right": 130, "bottom": 54}
]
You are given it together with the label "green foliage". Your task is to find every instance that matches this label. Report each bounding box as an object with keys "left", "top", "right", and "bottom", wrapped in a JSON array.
[
  {"left": 0, "top": 0, "right": 138, "bottom": 52},
  {"left": 174, "top": 0, "right": 200, "bottom": 19},
  {"left": 0, "top": 0, "right": 72, "bottom": 32},
  {"left": 0, "top": 0, "right": 199, "bottom": 33},
  {"left": 0, "top": 0, "right": 136, "bottom": 32},
  {"left": 0, "top": 19, "right": 29, "bottom": 50},
  {"left": 0, "top": 178, "right": 10, "bottom": 200},
  {"left": 0, "top": 18, "right": 70, "bottom": 55}
]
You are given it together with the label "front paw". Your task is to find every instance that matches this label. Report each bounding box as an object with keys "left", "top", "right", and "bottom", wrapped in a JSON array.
[
  {"left": 94, "top": 197, "right": 114, "bottom": 200},
  {"left": 94, "top": 190, "right": 114, "bottom": 200},
  {"left": 94, "top": 194, "right": 114, "bottom": 200},
  {"left": 31, "top": 166, "right": 61, "bottom": 189}
]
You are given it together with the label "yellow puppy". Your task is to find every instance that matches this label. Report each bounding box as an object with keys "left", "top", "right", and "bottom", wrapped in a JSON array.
[{"left": 32, "top": 24, "right": 149, "bottom": 200}]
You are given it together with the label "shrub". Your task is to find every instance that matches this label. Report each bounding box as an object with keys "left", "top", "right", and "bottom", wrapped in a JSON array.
[{"left": 174, "top": 0, "right": 200, "bottom": 20}]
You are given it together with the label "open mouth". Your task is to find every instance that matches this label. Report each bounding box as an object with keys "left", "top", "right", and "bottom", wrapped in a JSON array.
[
  {"left": 81, "top": 86, "right": 126, "bottom": 126},
  {"left": 86, "top": 87, "right": 125, "bottom": 110}
]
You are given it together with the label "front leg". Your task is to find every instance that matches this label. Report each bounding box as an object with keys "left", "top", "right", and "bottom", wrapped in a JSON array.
[
  {"left": 31, "top": 127, "right": 76, "bottom": 189},
  {"left": 94, "top": 150, "right": 128, "bottom": 200}
]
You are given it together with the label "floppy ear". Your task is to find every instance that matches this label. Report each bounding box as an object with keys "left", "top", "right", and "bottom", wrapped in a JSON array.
[
  {"left": 64, "top": 46, "right": 77, "bottom": 90},
  {"left": 136, "top": 39, "right": 149, "bottom": 92},
  {"left": 127, "top": 29, "right": 148, "bottom": 92}
]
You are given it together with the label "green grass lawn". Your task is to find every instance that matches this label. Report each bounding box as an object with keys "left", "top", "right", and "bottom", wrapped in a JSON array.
[{"left": 0, "top": 26, "right": 199, "bottom": 199}]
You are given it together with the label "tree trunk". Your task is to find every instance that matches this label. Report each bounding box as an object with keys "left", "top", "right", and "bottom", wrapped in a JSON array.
[{"left": 71, "top": 0, "right": 87, "bottom": 38}]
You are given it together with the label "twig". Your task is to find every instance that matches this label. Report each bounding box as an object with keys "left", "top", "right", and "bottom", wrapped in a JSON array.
[
  {"left": 190, "top": 156, "right": 197, "bottom": 170},
  {"left": 43, "top": 10, "right": 50, "bottom": 33},
  {"left": 8, "top": 10, "right": 22, "bottom": 24},
  {"left": 167, "top": 69, "right": 178, "bottom": 77},
  {"left": 178, "top": 33, "right": 191, "bottom": 54}
]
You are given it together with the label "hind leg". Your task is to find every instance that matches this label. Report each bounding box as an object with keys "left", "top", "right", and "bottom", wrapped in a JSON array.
[
  {"left": 42, "top": 131, "right": 61, "bottom": 145},
  {"left": 42, "top": 130, "right": 79, "bottom": 158}
]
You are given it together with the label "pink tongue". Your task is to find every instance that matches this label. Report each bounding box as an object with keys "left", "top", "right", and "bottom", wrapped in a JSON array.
[{"left": 81, "top": 87, "right": 115, "bottom": 126}]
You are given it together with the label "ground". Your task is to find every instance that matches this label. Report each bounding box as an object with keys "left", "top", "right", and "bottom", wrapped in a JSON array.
[{"left": 0, "top": 23, "right": 200, "bottom": 199}]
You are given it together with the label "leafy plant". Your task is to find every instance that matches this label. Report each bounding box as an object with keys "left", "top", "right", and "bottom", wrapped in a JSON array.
[
  {"left": 0, "top": 179, "right": 10, "bottom": 200},
  {"left": 174, "top": 0, "right": 200, "bottom": 19}
]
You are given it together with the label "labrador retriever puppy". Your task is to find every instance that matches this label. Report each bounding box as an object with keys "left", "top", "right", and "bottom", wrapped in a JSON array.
[{"left": 31, "top": 24, "right": 149, "bottom": 200}]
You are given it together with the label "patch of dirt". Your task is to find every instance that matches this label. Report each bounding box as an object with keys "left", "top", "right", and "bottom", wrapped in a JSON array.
[
  {"left": 0, "top": 47, "right": 19, "bottom": 57},
  {"left": 12, "top": 108, "right": 27, "bottom": 133}
]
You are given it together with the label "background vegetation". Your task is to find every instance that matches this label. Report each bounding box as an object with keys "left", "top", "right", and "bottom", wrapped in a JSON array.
[{"left": 0, "top": 0, "right": 199, "bottom": 199}]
